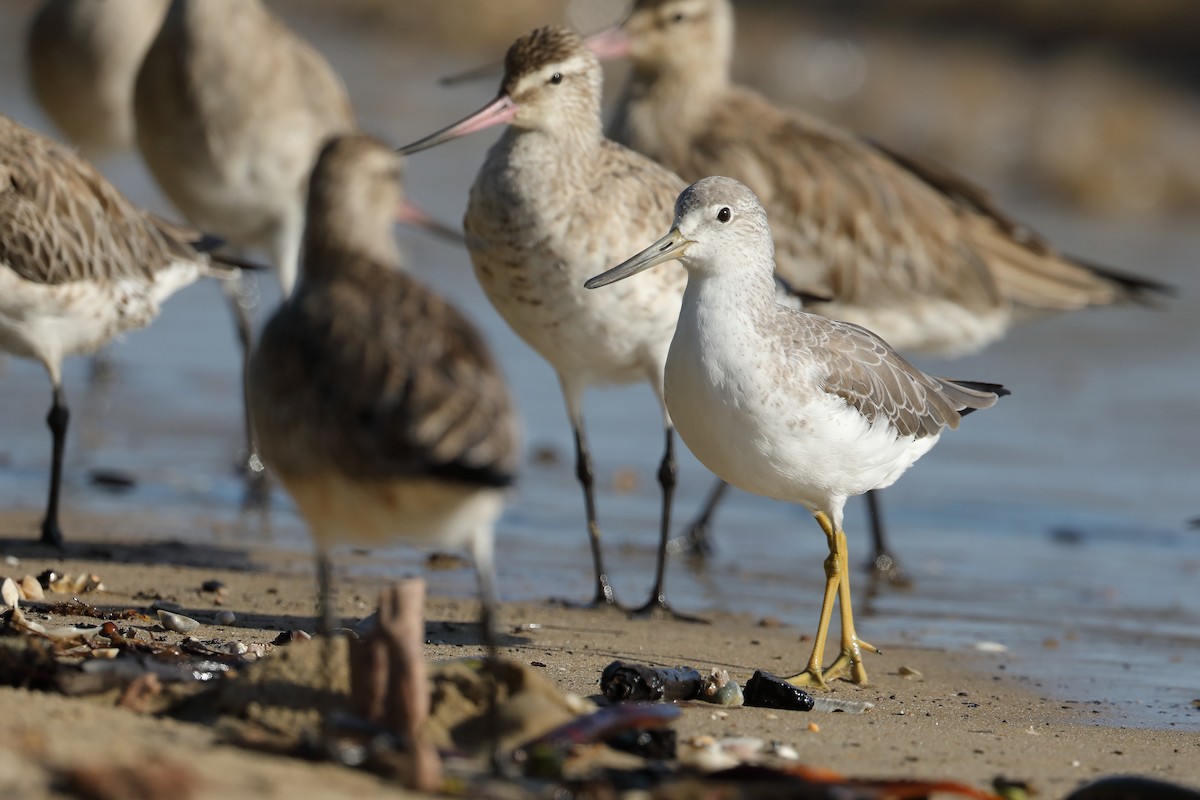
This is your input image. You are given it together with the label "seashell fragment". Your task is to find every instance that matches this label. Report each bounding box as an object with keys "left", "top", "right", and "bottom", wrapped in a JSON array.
[
  {"left": 20, "top": 575, "right": 44, "bottom": 601},
  {"left": 1, "top": 577, "right": 19, "bottom": 609},
  {"left": 213, "top": 610, "right": 236, "bottom": 626},
  {"left": 157, "top": 609, "right": 200, "bottom": 633}
]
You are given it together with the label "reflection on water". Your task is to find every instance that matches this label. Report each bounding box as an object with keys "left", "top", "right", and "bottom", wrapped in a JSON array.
[{"left": 1, "top": 2, "right": 1197, "bottom": 731}]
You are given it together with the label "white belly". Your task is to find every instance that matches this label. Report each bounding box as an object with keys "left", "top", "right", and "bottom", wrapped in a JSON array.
[{"left": 665, "top": 307, "right": 937, "bottom": 513}]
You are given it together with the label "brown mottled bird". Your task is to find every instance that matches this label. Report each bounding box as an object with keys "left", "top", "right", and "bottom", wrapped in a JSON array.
[
  {"left": 587, "top": 0, "right": 1171, "bottom": 570},
  {"left": 247, "top": 134, "right": 519, "bottom": 643},
  {"left": 399, "top": 26, "right": 701, "bottom": 618},
  {"left": 0, "top": 114, "right": 255, "bottom": 546}
]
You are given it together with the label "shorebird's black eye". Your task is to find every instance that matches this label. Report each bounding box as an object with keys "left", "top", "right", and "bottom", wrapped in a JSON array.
[
  {"left": 549, "top": 72, "right": 563, "bottom": 85},
  {"left": 672, "top": 13, "right": 685, "bottom": 23},
  {"left": 717, "top": 207, "right": 731, "bottom": 223}
]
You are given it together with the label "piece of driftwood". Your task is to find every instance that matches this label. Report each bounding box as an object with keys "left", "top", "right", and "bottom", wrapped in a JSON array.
[{"left": 348, "top": 579, "right": 441, "bottom": 792}]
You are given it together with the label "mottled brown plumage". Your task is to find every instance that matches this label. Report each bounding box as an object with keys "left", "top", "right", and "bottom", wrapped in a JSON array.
[
  {"left": 251, "top": 135, "right": 518, "bottom": 504},
  {"left": 0, "top": 114, "right": 242, "bottom": 547},
  {"left": 0, "top": 116, "right": 199, "bottom": 286},
  {"left": 248, "top": 136, "right": 518, "bottom": 644},
  {"left": 399, "top": 26, "right": 692, "bottom": 614},
  {"left": 602, "top": 0, "right": 1170, "bottom": 357}
]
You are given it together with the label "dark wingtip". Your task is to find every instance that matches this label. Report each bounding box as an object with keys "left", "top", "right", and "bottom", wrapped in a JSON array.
[
  {"left": 949, "top": 379, "right": 1010, "bottom": 399},
  {"left": 1069, "top": 255, "right": 1178, "bottom": 305}
]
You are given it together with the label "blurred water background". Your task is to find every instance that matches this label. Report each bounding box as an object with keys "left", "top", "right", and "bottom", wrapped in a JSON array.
[{"left": 0, "top": 0, "right": 1196, "bottom": 730}]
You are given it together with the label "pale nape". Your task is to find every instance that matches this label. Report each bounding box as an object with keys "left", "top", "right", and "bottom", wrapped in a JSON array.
[
  {"left": 586, "top": 176, "right": 1007, "bottom": 686},
  {"left": 399, "top": 26, "right": 699, "bottom": 618}
]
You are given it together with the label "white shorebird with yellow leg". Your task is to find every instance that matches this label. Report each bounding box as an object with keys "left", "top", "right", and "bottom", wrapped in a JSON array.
[
  {"left": 398, "top": 26, "right": 696, "bottom": 618},
  {"left": 585, "top": 0, "right": 1170, "bottom": 575},
  {"left": 587, "top": 176, "right": 1008, "bottom": 686}
]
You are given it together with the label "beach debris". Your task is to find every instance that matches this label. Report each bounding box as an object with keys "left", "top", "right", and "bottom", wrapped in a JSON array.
[
  {"left": 974, "top": 641, "right": 1009, "bottom": 653},
  {"left": 200, "top": 579, "right": 225, "bottom": 593},
  {"left": 213, "top": 610, "right": 236, "bottom": 626},
  {"left": 897, "top": 665, "right": 923, "bottom": 679},
  {"left": 1063, "top": 776, "right": 1200, "bottom": 800},
  {"left": 518, "top": 701, "right": 680, "bottom": 776},
  {"left": 347, "top": 579, "right": 441, "bottom": 792},
  {"left": 20, "top": 575, "right": 44, "bottom": 601},
  {"left": 271, "top": 630, "right": 312, "bottom": 645},
  {"left": 116, "top": 673, "right": 163, "bottom": 713},
  {"left": 2, "top": 555, "right": 17, "bottom": 567},
  {"left": 606, "top": 726, "right": 676, "bottom": 760},
  {"left": 600, "top": 660, "right": 702, "bottom": 702},
  {"left": 45, "top": 599, "right": 148, "bottom": 622},
  {"left": 87, "top": 467, "right": 138, "bottom": 492},
  {"left": 59, "top": 756, "right": 199, "bottom": 800},
  {"left": 742, "top": 670, "right": 815, "bottom": 711},
  {"left": 41, "top": 571, "right": 106, "bottom": 595},
  {"left": 157, "top": 610, "right": 200, "bottom": 634},
  {"left": 699, "top": 668, "right": 744, "bottom": 707},
  {"left": 1, "top": 577, "right": 18, "bottom": 609}
]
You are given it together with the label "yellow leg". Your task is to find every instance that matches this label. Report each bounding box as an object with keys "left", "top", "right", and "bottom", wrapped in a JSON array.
[
  {"left": 822, "top": 529, "right": 879, "bottom": 685},
  {"left": 786, "top": 511, "right": 842, "bottom": 689}
]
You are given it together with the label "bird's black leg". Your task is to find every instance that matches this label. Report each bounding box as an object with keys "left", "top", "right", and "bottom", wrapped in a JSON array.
[
  {"left": 40, "top": 385, "right": 68, "bottom": 548},
  {"left": 224, "top": 272, "right": 271, "bottom": 509},
  {"left": 631, "top": 428, "right": 705, "bottom": 622},
  {"left": 864, "top": 490, "right": 910, "bottom": 587},
  {"left": 573, "top": 426, "right": 619, "bottom": 607},
  {"left": 667, "top": 478, "right": 727, "bottom": 559}
]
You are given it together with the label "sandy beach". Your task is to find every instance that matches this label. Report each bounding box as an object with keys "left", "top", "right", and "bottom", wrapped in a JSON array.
[{"left": 1, "top": 510, "right": 1197, "bottom": 799}]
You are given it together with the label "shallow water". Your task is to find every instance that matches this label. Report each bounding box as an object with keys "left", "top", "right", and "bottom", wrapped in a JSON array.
[{"left": 1, "top": 3, "right": 1197, "bottom": 731}]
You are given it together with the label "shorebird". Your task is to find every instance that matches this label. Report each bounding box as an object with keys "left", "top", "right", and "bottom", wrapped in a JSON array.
[
  {"left": 134, "top": 0, "right": 356, "bottom": 299},
  {"left": 133, "top": 0, "right": 358, "bottom": 490},
  {"left": 26, "top": 0, "right": 170, "bottom": 159},
  {"left": 0, "top": 114, "right": 258, "bottom": 547},
  {"left": 246, "top": 133, "right": 519, "bottom": 650},
  {"left": 586, "top": 176, "right": 1008, "bottom": 685},
  {"left": 586, "top": 0, "right": 1170, "bottom": 570},
  {"left": 398, "top": 26, "right": 693, "bottom": 616}
]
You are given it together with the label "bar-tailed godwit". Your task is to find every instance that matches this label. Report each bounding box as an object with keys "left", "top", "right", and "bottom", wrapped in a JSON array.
[
  {"left": 399, "top": 27, "right": 696, "bottom": 617},
  {"left": 247, "top": 133, "right": 519, "bottom": 650},
  {"left": 0, "top": 114, "right": 258, "bottom": 546},
  {"left": 26, "top": 0, "right": 169, "bottom": 158}
]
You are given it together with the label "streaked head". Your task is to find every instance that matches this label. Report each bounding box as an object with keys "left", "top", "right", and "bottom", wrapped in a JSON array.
[
  {"left": 585, "top": 0, "right": 733, "bottom": 77},
  {"left": 586, "top": 176, "right": 773, "bottom": 289},
  {"left": 398, "top": 27, "right": 602, "bottom": 155}
]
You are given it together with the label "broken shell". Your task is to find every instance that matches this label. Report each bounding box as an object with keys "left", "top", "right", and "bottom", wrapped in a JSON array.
[
  {"left": 213, "top": 610, "right": 236, "bottom": 626},
  {"left": 714, "top": 680, "right": 744, "bottom": 707},
  {"left": 700, "top": 669, "right": 744, "bottom": 707},
  {"left": 1, "top": 577, "right": 19, "bottom": 609},
  {"left": 157, "top": 609, "right": 200, "bottom": 633},
  {"left": 3, "top": 555, "right": 18, "bottom": 567},
  {"left": 90, "top": 648, "right": 120, "bottom": 660},
  {"left": 20, "top": 575, "right": 44, "bottom": 601},
  {"left": 224, "top": 641, "right": 249, "bottom": 656}
]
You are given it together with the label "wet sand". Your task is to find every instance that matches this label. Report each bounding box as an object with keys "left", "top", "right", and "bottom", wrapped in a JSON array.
[{"left": 1, "top": 511, "right": 1197, "bottom": 799}]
